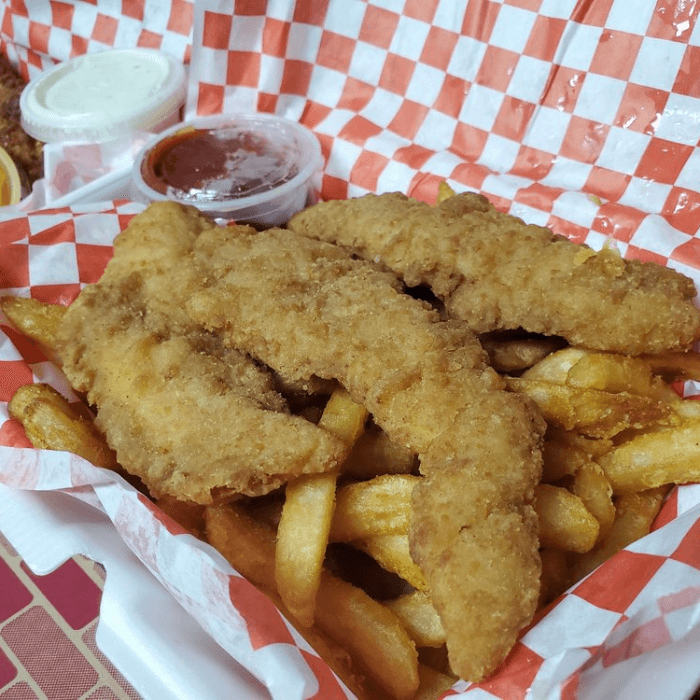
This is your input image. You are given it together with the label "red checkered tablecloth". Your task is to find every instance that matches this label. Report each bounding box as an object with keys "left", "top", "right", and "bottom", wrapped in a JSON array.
[{"left": 0, "top": 532, "right": 140, "bottom": 699}]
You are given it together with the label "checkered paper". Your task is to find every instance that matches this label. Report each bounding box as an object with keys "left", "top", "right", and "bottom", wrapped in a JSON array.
[
  {"left": 184, "top": 0, "right": 700, "bottom": 271},
  {"left": 2, "top": 216, "right": 700, "bottom": 700},
  {"left": 2, "top": 0, "right": 700, "bottom": 699},
  {"left": 0, "top": 0, "right": 192, "bottom": 79}
]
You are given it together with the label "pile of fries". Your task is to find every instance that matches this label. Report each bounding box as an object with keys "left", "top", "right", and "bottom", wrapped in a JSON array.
[{"left": 3, "top": 263, "right": 700, "bottom": 699}]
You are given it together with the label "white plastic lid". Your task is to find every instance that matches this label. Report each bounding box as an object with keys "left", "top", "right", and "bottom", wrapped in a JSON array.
[{"left": 20, "top": 48, "right": 187, "bottom": 143}]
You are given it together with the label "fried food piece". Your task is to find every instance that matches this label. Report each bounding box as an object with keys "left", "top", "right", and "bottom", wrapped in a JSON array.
[
  {"left": 288, "top": 192, "right": 700, "bottom": 355},
  {"left": 56, "top": 202, "right": 348, "bottom": 503},
  {"left": 1, "top": 296, "right": 66, "bottom": 362},
  {"left": 185, "top": 222, "right": 545, "bottom": 681},
  {"left": 205, "top": 504, "right": 419, "bottom": 700},
  {"left": 0, "top": 54, "right": 43, "bottom": 185},
  {"left": 8, "top": 382, "right": 119, "bottom": 470}
]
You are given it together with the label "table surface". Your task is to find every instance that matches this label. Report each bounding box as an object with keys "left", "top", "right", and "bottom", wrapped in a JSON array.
[
  {"left": 0, "top": 530, "right": 141, "bottom": 700},
  {"left": 3, "top": 523, "right": 700, "bottom": 700}
]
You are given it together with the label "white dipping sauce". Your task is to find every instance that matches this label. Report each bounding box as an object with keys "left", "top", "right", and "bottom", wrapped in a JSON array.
[
  {"left": 43, "top": 53, "right": 169, "bottom": 118},
  {"left": 20, "top": 48, "right": 186, "bottom": 143}
]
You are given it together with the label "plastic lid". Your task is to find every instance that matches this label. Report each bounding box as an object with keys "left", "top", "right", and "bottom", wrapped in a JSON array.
[{"left": 20, "top": 48, "right": 187, "bottom": 143}]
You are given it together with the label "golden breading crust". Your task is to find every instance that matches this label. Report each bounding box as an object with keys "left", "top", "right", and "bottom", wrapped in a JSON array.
[
  {"left": 56, "top": 203, "right": 348, "bottom": 503},
  {"left": 289, "top": 192, "right": 700, "bottom": 355},
  {"left": 185, "top": 222, "right": 545, "bottom": 681}
]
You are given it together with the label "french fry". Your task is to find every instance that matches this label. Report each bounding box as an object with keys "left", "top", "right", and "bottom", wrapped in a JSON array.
[
  {"left": 506, "top": 377, "right": 676, "bottom": 439},
  {"left": 597, "top": 419, "right": 700, "bottom": 494},
  {"left": 317, "top": 387, "right": 370, "bottom": 445},
  {"left": 545, "top": 427, "right": 614, "bottom": 460},
  {"left": 435, "top": 181, "right": 456, "bottom": 204},
  {"left": 520, "top": 347, "right": 588, "bottom": 383},
  {"left": 315, "top": 571, "right": 420, "bottom": 700},
  {"left": 570, "top": 460, "right": 615, "bottom": 543},
  {"left": 204, "top": 504, "right": 372, "bottom": 699},
  {"left": 275, "top": 388, "right": 369, "bottom": 626},
  {"left": 342, "top": 424, "right": 418, "bottom": 480},
  {"left": 569, "top": 486, "right": 670, "bottom": 582},
  {"left": 565, "top": 351, "right": 680, "bottom": 404},
  {"left": 480, "top": 336, "right": 564, "bottom": 373},
  {"left": 355, "top": 533, "right": 427, "bottom": 591},
  {"left": 385, "top": 590, "right": 446, "bottom": 648},
  {"left": 534, "top": 483, "right": 599, "bottom": 553},
  {"left": 541, "top": 437, "right": 590, "bottom": 482},
  {"left": 1, "top": 296, "right": 66, "bottom": 362},
  {"left": 414, "top": 663, "right": 457, "bottom": 700},
  {"left": 205, "top": 504, "right": 420, "bottom": 700},
  {"left": 8, "top": 383, "right": 119, "bottom": 470},
  {"left": 329, "top": 474, "right": 419, "bottom": 542}
]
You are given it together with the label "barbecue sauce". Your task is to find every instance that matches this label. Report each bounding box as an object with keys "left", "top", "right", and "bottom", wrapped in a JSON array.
[{"left": 140, "top": 126, "right": 298, "bottom": 202}]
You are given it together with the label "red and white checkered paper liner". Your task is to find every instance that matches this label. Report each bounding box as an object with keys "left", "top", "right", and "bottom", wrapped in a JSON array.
[
  {"left": 4, "top": 0, "right": 700, "bottom": 266},
  {"left": 1, "top": 213, "right": 700, "bottom": 700},
  {"left": 2, "top": 0, "right": 700, "bottom": 698}
]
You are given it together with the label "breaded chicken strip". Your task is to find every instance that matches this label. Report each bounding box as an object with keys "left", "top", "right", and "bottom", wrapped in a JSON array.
[
  {"left": 57, "top": 203, "right": 347, "bottom": 503},
  {"left": 288, "top": 192, "right": 700, "bottom": 355},
  {"left": 185, "top": 224, "right": 545, "bottom": 681}
]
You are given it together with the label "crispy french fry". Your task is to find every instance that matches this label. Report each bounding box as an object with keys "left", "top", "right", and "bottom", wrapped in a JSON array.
[
  {"left": 545, "top": 427, "right": 614, "bottom": 459},
  {"left": 565, "top": 352, "right": 680, "bottom": 404},
  {"left": 275, "top": 471, "right": 337, "bottom": 625},
  {"left": 598, "top": 419, "right": 700, "bottom": 494},
  {"left": 329, "top": 474, "right": 419, "bottom": 542},
  {"left": 8, "top": 383, "right": 119, "bottom": 470},
  {"left": 275, "top": 388, "right": 369, "bottom": 625},
  {"left": 480, "top": 336, "right": 564, "bottom": 373},
  {"left": 317, "top": 387, "right": 370, "bottom": 445},
  {"left": 205, "top": 504, "right": 419, "bottom": 700},
  {"left": 569, "top": 487, "right": 670, "bottom": 582},
  {"left": 315, "top": 571, "right": 419, "bottom": 700},
  {"left": 534, "top": 484, "right": 599, "bottom": 553},
  {"left": 1, "top": 296, "right": 66, "bottom": 362},
  {"left": 571, "top": 460, "right": 615, "bottom": 543},
  {"left": 520, "top": 347, "right": 588, "bottom": 383},
  {"left": 506, "top": 377, "right": 676, "bottom": 439},
  {"left": 385, "top": 590, "right": 446, "bottom": 648},
  {"left": 342, "top": 424, "right": 417, "bottom": 480},
  {"left": 435, "top": 181, "right": 456, "bottom": 204},
  {"left": 541, "top": 438, "right": 590, "bottom": 482},
  {"left": 414, "top": 663, "right": 457, "bottom": 700},
  {"left": 204, "top": 504, "right": 373, "bottom": 700},
  {"left": 355, "top": 533, "right": 427, "bottom": 591}
]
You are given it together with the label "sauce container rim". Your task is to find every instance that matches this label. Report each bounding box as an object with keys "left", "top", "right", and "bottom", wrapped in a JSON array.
[
  {"left": 20, "top": 48, "right": 187, "bottom": 143},
  {"left": 131, "top": 112, "right": 323, "bottom": 213}
]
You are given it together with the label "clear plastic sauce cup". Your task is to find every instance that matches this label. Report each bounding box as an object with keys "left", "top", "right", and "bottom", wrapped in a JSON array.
[{"left": 132, "top": 113, "right": 323, "bottom": 227}]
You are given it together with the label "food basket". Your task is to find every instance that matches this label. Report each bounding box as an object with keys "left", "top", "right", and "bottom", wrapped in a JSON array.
[{"left": 2, "top": 1, "right": 700, "bottom": 699}]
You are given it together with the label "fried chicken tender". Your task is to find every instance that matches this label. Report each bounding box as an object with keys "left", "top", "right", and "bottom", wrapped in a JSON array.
[
  {"left": 56, "top": 203, "right": 348, "bottom": 503},
  {"left": 184, "top": 222, "right": 545, "bottom": 681},
  {"left": 288, "top": 192, "right": 700, "bottom": 355}
]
